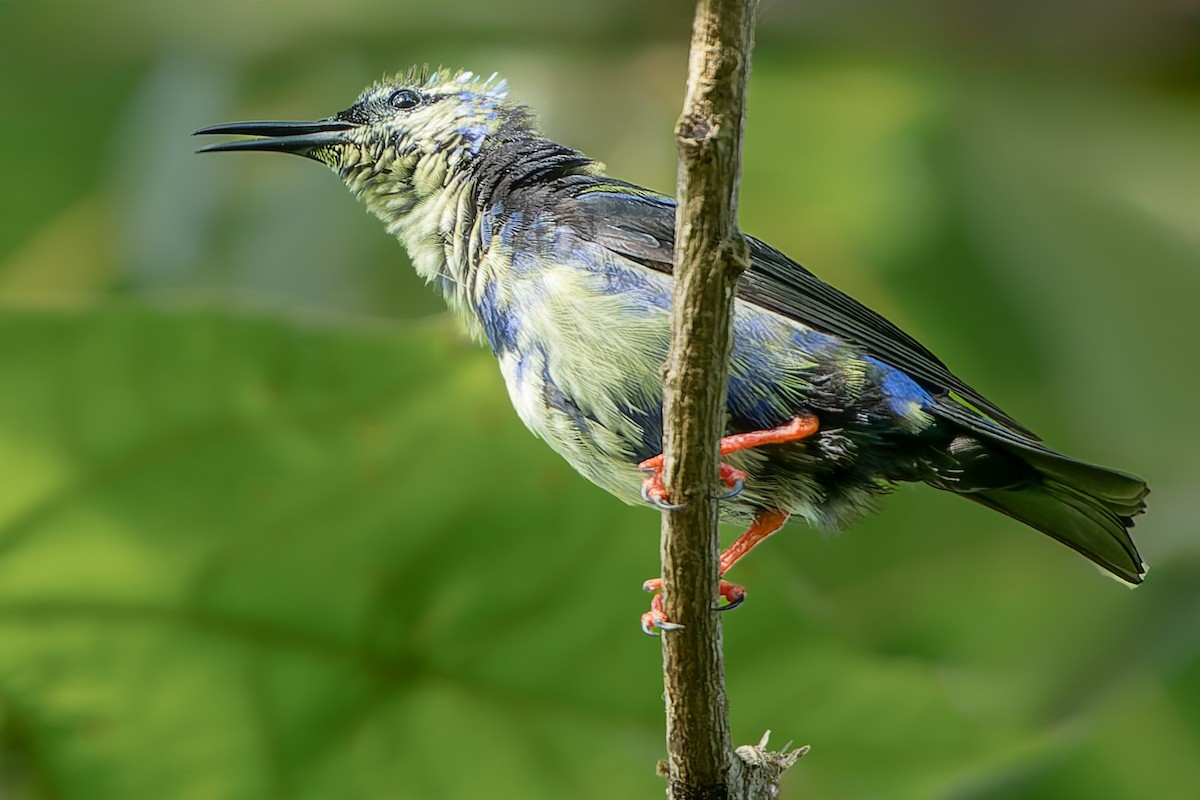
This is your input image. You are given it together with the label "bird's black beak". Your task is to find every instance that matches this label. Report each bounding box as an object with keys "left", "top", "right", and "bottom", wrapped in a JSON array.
[{"left": 193, "top": 119, "right": 356, "bottom": 157}]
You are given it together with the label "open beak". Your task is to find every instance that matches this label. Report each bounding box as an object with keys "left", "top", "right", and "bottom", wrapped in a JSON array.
[{"left": 193, "top": 118, "right": 355, "bottom": 157}]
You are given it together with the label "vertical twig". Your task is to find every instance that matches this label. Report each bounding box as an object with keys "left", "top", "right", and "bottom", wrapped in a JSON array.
[{"left": 658, "top": 1, "right": 759, "bottom": 799}]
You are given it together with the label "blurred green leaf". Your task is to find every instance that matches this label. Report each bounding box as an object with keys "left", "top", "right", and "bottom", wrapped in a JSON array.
[{"left": 0, "top": 308, "right": 668, "bottom": 799}]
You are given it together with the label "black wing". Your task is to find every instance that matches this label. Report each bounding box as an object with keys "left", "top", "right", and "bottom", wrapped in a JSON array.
[{"left": 571, "top": 184, "right": 1038, "bottom": 439}]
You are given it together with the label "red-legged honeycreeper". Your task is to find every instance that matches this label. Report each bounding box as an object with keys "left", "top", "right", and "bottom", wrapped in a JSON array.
[{"left": 196, "top": 67, "right": 1148, "bottom": 630}]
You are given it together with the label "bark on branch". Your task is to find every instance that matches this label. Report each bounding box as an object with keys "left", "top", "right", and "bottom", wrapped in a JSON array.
[{"left": 656, "top": 1, "right": 802, "bottom": 798}]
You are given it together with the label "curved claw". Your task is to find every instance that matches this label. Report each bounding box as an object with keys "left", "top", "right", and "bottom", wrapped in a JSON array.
[
  {"left": 650, "top": 496, "right": 687, "bottom": 511},
  {"left": 641, "top": 601, "right": 687, "bottom": 635},
  {"left": 641, "top": 482, "right": 685, "bottom": 511},
  {"left": 715, "top": 594, "right": 745, "bottom": 612},
  {"left": 714, "top": 476, "right": 744, "bottom": 500},
  {"left": 641, "top": 615, "right": 685, "bottom": 636},
  {"left": 715, "top": 579, "right": 747, "bottom": 613},
  {"left": 641, "top": 581, "right": 686, "bottom": 634}
]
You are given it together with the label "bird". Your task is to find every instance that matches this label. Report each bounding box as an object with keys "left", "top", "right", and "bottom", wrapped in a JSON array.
[{"left": 196, "top": 65, "right": 1149, "bottom": 632}]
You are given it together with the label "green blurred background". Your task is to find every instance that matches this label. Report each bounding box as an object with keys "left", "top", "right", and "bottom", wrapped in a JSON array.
[{"left": 1, "top": 1, "right": 1198, "bottom": 798}]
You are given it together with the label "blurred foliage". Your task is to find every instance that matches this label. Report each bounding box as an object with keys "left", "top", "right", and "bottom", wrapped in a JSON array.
[{"left": 1, "top": 1, "right": 1199, "bottom": 798}]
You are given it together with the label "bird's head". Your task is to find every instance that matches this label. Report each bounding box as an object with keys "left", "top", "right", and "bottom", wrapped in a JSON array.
[{"left": 196, "top": 66, "right": 521, "bottom": 203}]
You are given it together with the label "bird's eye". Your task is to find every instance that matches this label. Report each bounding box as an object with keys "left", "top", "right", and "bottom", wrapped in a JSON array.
[{"left": 388, "top": 89, "right": 423, "bottom": 110}]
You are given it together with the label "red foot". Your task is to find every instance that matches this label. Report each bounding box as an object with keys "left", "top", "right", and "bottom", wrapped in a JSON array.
[
  {"left": 639, "top": 509, "right": 790, "bottom": 635},
  {"left": 640, "top": 578, "right": 747, "bottom": 635},
  {"left": 639, "top": 459, "right": 746, "bottom": 509},
  {"left": 719, "top": 463, "right": 747, "bottom": 495},
  {"left": 640, "top": 592, "right": 681, "bottom": 635},
  {"left": 637, "top": 415, "right": 818, "bottom": 509},
  {"left": 638, "top": 461, "right": 680, "bottom": 510}
]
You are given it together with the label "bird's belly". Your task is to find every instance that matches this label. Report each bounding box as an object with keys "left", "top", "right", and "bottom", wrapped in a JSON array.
[
  {"left": 496, "top": 343, "right": 655, "bottom": 505},
  {"left": 481, "top": 258, "right": 676, "bottom": 501}
]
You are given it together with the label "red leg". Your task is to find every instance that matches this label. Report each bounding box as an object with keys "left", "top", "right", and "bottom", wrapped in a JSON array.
[
  {"left": 717, "top": 415, "right": 820, "bottom": 457},
  {"left": 639, "top": 415, "right": 819, "bottom": 508},
  {"left": 719, "top": 508, "right": 790, "bottom": 574},
  {"left": 641, "top": 508, "right": 791, "bottom": 634}
]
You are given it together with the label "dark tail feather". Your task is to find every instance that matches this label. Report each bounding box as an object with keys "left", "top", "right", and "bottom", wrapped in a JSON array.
[
  {"left": 1017, "top": 449, "right": 1149, "bottom": 519},
  {"left": 966, "top": 480, "right": 1146, "bottom": 585},
  {"left": 929, "top": 398, "right": 1149, "bottom": 583}
]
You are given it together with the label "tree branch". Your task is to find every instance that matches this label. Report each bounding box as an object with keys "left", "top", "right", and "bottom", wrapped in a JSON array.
[{"left": 656, "top": 2, "right": 796, "bottom": 799}]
